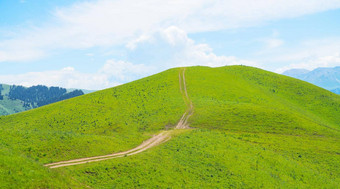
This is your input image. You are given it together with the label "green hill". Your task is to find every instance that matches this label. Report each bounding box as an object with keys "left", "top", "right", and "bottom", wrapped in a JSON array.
[{"left": 0, "top": 66, "right": 339, "bottom": 188}]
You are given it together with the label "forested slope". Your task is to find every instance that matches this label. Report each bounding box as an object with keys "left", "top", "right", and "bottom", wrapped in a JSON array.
[{"left": 0, "top": 84, "right": 84, "bottom": 115}]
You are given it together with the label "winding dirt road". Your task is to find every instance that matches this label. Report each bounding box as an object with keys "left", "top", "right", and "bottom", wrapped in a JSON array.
[{"left": 44, "top": 68, "right": 193, "bottom": 169}]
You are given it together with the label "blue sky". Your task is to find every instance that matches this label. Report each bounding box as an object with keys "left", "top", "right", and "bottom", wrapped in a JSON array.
[{"left": 1, "top": 0, "right": 340, "bottom": 89}]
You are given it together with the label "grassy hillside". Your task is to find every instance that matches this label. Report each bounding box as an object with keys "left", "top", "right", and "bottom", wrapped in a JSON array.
[
  {"left": 0, "top": 66, "right": 339, "bottom": 188},
  {"left": 0, "top": 68, "right": 186, "bottom": 160},
  {"left": 186, "top": 66, "right": 340, "bottom": 135},
  {"left": 0, "top": 68, "right": 185, "bottom": 188},
  {"left": 63, "top": 66, "right": 339, "bottom": 188},
  {"left": 0, "top": 144, "right": 82, "bottom": 188},
  {"left": 66, "top": 129, "right": 339, "bottom": 188}
]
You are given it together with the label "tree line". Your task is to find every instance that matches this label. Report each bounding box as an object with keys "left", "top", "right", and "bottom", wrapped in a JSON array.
[
  {"left": 7, "top": 85, "right": 84, "bottom": 108},
  {"left": 0, "top": 85, "right": 3, "bottom": 100}
]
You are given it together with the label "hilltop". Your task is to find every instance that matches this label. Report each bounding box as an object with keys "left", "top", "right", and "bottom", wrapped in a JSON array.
[{"left": 0, "top": 66, "right": 339, "bottom": 188}]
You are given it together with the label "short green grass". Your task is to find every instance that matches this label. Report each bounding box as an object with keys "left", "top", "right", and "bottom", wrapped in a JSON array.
[
  {"left": 0, "top": 144, "right": 82, "bottom": 189},
  {"left": 186, "top": 66, "right": 340, "bottom": 136},
  {"left": 0, "top": 68, "right": 186, "bottom": 162},
  {"left": 62, "top": 66, "right": 339, "bottom": 188},
  {"left": 0, "top": 66, "right": 339, "bottom": 188},
  {"left": 0, "top": 68, "right": 186, "bottom": 188},
  {"left": 65, "top": 129, "right": 339, "bottom": 188}
]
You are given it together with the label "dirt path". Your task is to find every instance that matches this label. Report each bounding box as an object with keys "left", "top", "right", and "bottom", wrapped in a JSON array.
[
  {"left": 176, "top": 68, "right": 193, "bottom": 129},
  {"left": 44, "top": 68, "right": 193, "bottom": 169}
]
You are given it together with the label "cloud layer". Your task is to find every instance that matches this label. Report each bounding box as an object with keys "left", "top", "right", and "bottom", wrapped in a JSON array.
[
  {"left": 0, "top": 26, "right": 257, "bottom": 89},
  {"left": 276, "top": 53, "right": 340, "bottom": 73},
  {"left": 0, "top": 60, "right": 150, "bottom": 89},
  {"left": 1, "top": 0, "right": 340, "bottom": 89},
  {"left": 1, "top": 0, "right": 340, "bottom": 62}
]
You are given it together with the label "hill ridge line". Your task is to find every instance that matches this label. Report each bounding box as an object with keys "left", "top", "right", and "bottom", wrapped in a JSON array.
[{"left": 44, "top": 68, "right": 193, "bottom": 169}]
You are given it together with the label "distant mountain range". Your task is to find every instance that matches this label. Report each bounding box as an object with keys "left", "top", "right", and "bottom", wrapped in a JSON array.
[
  {"left": 0, "top": 84, "right": 91, "bottom": 115},
  {"left": 283, "top": 66, "right": 340, "bottom": 94}
]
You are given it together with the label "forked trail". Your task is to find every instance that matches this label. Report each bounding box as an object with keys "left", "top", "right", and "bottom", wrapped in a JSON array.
[{"left": 44, "top": 68, "right": 193, "bottom": 169}]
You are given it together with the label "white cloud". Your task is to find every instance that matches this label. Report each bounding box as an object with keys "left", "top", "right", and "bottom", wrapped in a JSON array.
[
  {"left": 0, "top": 67, "right": 103, "bottom": 90},
  {"left": 85, "top": 53, "right": 94, "bottom": 56},
  {"left": 129, "top": 26, "right": 258, "bottom": 68},
  {"left": 249, "top": 37, "right": 340, "bottom": 72},
  {"left": 270, "top": 38, "right": 340, "bottom": 63},
  {"left": 0, "top": 60, "right": 151, "bottom": 90},
  {"left": 264, "top": 38, "right": 284, "bottom": 49},
  {"left": 0, "top": 49, "right": 45, "bottom": 62},
  {"left": 0, "top": 26, "right": 256, "bottom": 89},
  {"left": 1, "top": 0, "right": 340, "bottom": 62},
  {"left": 255, "top": 30, "right": 284, "bottom": 54},
  {"left": 126, "top": 35, "right": 151, "bottom": 50},
  {"left": 99, "top": 59, "right": 152, "bottom": 81},
  {"left": 276, "top": 53, "right": 340, "bottom": 73}
]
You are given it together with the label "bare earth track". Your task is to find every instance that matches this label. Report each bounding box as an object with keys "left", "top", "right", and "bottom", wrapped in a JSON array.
[{"left": 44, "top": 68, "right": 193, "bottom": 169}]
